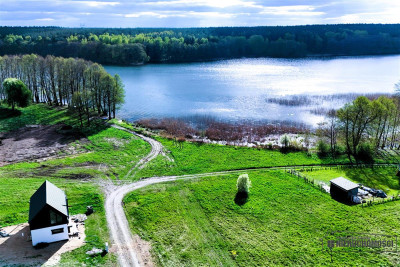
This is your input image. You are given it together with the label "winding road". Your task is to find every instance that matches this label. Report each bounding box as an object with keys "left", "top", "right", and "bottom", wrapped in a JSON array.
[
  {"left": 111, "top": 124, "right": 165, "bottom": 177},
  {"left": 105, "top": 125, "right": 397, "bottom": 267},
  {"left": 105, "top": 125, "right": 255, "bottom": 267}
]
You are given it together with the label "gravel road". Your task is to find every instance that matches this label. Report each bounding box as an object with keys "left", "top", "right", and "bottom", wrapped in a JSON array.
[{"left": 110, "top": 124, "right": 165, "bottom": 178}]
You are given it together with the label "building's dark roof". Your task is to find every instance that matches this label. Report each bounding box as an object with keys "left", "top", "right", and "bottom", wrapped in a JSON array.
[
  {"left": 29, "top": 180, "right": 68, "bottom": 222},
  {"left": 330, "top": 177, "right": 359, "bottom": 191}
]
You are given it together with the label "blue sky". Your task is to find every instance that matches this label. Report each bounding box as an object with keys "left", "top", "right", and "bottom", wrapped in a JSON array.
[{"left": 1, "top": 0, "right": 399, "bottom": 27}]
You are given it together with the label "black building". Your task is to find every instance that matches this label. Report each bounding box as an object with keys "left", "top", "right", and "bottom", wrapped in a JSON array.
[
  {"left": 330, "top": 177, "right": 359, "bottom": 202},
  {"left": 29, "top": 180, "right": 69, "bottom": 246}
]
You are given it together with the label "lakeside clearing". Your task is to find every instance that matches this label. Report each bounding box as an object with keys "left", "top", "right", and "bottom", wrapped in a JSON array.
[
  {"left": 1, "top": 104, "right": 400, "bottom": 266},
  {"left": 124, "top": 170, "right": 400, "bottom": 266}
]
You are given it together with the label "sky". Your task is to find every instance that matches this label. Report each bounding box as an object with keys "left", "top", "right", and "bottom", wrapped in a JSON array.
[{"left": 1, "top": 0, "right": 400, "bottom": 28}]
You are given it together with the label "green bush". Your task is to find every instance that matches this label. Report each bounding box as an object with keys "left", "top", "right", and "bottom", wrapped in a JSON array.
[
  {"left": 317, "top": 140, "right": 329, "bottom": 157},
  {"left": 357, "top": 143, "right": 374, "bottom": 162},
  {"left": 3, "top": 78, "right": 31, "bottom": 110},
  {"left": 237, "top": 174, "right": 251, "bottom": 193},
  {"left": 334, "top": 144, "right": 346, "bottom": 156},
  {"left": 280, "top": 134, "right": 290, "bottom": 149}
]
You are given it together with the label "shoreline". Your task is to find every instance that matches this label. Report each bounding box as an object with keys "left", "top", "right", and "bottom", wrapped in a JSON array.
[{"left": 103, "top": 53, "right": 400, "bottom": 67}]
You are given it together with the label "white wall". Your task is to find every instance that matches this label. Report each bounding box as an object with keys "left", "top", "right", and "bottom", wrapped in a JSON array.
[{"left": 31, "top": 224, "right": 69, "bottom": 246}]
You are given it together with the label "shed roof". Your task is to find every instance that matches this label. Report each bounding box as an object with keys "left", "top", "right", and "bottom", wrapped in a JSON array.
[
  {"left": 330, "top": 177, "right": 359, "bottom": 191},
  {"left": 29, "top": 180, "right": 68, "bottom": 222}
]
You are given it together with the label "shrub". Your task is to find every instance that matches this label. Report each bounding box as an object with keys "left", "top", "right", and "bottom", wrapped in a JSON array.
[
  {"left": 357, "top": 143, "right": 374, "bottom": 162},
  {"left": 334, "top": 144, "right": 346, "bottom": 155},
  {"left": 280, "top": 134, "right": 290, "bottom": 147},
  {"left": 237, "top": 174, "right": 251, "bottom": 193},
  {"left": 266, "top": 143, "right": 273, "bottom": 150},
  {"left": 290, "top": 139, "right": 304, "bottom": 151},
  {"left": 317, "top": 140, "right": 329, "bottom": 157}
]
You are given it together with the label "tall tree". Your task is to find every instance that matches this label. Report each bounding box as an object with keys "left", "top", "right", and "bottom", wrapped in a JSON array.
[{"left": 337, "top": 96, "right": 380, "bottom": 162}]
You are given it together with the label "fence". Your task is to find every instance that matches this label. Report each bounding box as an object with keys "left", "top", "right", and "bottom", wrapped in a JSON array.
[{"left": 285, "top": 166, "right": 400, "bottom": 208}]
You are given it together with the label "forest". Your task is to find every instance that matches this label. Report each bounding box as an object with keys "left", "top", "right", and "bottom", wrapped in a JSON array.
[
  {"left": 0, "top": 24, "right": 399, "bottom": 65},
  {"left": 0, "top": 54, "right": 124, "bottom": 125}
]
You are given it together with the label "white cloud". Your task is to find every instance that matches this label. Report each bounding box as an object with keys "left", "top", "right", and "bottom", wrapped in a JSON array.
[
  {"left": 260, "top": 5, "right": 325, "bottom": 16},
  {"left": 35, "top": 18, "right": 55, "bottom": 21},
  {"left": 141, "top": 0, "right": 262, "bottom": 9},
  {"left": 326, "top": 11, "right": 400, "bottom": 23},
  {"left": 125, "top": 12, "right": 162, "bottom": 18},
  {"left": 73, "top": 1, "right": 120, "bottom": 7},
  {"left": 125, "top": 10, "right": 235, "bottom": 19}
]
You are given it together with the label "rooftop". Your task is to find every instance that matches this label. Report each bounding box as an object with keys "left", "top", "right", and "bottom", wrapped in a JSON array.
[
  {"left": 330, "top": 177, "right": 359, "bottom": 191},
  {"left": 29, "top": 180, "right": 68, "bottom": 222}
]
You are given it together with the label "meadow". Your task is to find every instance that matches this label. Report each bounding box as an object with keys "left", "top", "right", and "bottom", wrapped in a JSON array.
[{"left": 124, "top": 170, "right": 400, "bottom": 266}]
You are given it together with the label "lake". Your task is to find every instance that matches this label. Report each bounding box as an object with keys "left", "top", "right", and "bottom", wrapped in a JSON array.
[{"left": 105, "top": 55, "right": 400, "bottom": 126}]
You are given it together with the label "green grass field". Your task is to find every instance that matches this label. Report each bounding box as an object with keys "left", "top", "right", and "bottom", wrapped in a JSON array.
[
  {"left": 299, "top": 166, "right": 400, "bottom": 196},
  {"left": 124, "top": 170, "right": 400, "bottom": 266},
  {"left": 0, "top": 104, "right": 108, "bottom": 136},
  {"left": 0, "top": 104, "right": 151, "bottom": 180},
  {"left": 133, "top": 137, "right": 352, "bottom": 179},
  {"left": 107, "top": 120, "right": 399, "bottom": 180}
]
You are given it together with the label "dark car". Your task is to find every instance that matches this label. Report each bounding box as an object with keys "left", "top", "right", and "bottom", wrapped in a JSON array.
[
  {"left": 376, "top": 190, "right": 387, "bottom": 198},
  {"left": 362, "top": 186, "right": 377, "bottom": 195}
]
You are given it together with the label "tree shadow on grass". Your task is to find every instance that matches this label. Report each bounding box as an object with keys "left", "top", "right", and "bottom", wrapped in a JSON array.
[
  {"left": 344, "top": 167, "right": 400, "bottom": 191},
  {"left": 0, "top": 106, "right": 21, "bottom": 120},
  {"left": 234, "top": 191, "right": 249, "bottom": 206}
]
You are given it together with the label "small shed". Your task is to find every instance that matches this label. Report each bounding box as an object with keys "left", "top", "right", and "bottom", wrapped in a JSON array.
[
  {"left": 29, "top": 180, "right": 69, "bottom": 246},
  {"left": 330, "top": 177, "right": 359, "bottom": 201}
]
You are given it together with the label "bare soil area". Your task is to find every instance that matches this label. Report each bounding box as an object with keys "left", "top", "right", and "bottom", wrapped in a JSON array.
[
  {"left": 0, "top": 125, "right": 86, "bottom": 167},
  {"left": 0, "top": 223, "right": 85, "bottom": 266}
]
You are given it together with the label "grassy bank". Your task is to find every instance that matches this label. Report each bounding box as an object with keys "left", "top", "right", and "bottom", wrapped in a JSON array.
[
  {"left": 124, "top": 170, "right": 400, "bottom": 266},
  {"left": 0, "top": 104, "right": 151, "bottom": 179},
  {"left": 0, "top": 104, "right": 107, "bottom": 136},
  {"left": 108, "top": 120, "right": 400, "bottom": 180},
  {"left": 134, "top": 137, "right": 350, "bottom": 179},
  {"left": 0, "top": 177, "right": 115, "bottom": 265}
]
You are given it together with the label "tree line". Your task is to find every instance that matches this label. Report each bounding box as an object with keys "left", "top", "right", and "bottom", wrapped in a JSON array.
[
  {"left": 318, "top": 94, "right": 400, "bottom": 163},
  {"left": 0, "top": 24, "right": 399, "bottom": 65},
  {"left": 0, "top": 54, "right": 124, "bottom": 126}
]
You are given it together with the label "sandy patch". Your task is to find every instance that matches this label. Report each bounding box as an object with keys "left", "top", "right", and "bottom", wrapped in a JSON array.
[
  {"left": 132, "top": 234, "right": 154, "bottom": 267},
  {"left": 0, "top": 222, "right": 85, "bottom": 266}
]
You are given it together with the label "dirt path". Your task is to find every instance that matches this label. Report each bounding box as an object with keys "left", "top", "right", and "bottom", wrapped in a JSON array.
[{"left": 110, "top": 124, "right": 168, "bottom": 178}]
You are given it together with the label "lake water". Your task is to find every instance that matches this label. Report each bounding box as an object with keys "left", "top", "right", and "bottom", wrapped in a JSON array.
[{"left": 105, "top": 55, "right": 400, "bottom": 126}]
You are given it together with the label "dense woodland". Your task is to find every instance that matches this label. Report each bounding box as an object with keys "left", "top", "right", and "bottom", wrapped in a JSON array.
[
  {"left": 1, "top": 24, "right": 399, "bottom": 65},
  {"left": 0, "top": 54, "right": 124, "bottom": 125}
]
